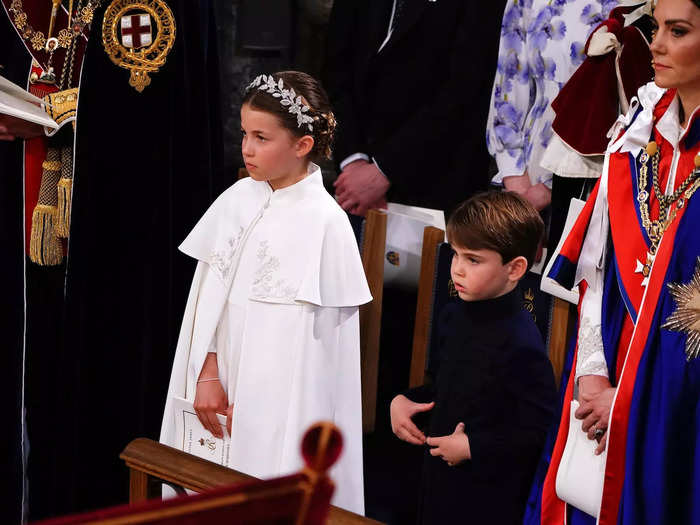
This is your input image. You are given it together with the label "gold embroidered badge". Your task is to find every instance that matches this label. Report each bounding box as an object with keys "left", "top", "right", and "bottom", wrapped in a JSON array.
[
  {"left": 661, "top": 257, "right": 700, "bottom": 361},
  {"left": 102, "top": 0, "right": 176, "bottom": 92},
  {"left": 386, "top": 251, "right": 400, "bottom": 266},
  {"left": 523, "top": 287, "right": 536, "bottom": 321}
]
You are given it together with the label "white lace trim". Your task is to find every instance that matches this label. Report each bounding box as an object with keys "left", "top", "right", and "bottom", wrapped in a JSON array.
[
  {"left": 575, "top": 316, "right": 609, "bottom": 381},
  {"left": 251, "top": 241, "right": 298, "bottom": 302},
  {"left": 210, "top": 226, "right": 245, "bottom": 281}
]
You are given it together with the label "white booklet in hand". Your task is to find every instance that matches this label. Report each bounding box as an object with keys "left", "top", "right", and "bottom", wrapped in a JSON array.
[
  {"left": 0, "top": 74, "right": 58, "bottom": 130},
  {"left": 171, "top": 396, "right": 230, "bottom": 467}
]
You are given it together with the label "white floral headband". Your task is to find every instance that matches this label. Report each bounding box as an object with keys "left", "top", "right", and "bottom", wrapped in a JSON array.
[{"left": 246, "top": 74, "right": 315, "bottom": 132}]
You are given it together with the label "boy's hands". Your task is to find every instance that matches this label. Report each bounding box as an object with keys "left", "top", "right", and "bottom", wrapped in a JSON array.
[
  {"left": 390, "top": 394, "right": 434, "bottom": 445},
  {"left": 426, "top": 422, "right": 471, "bottom": 466}
]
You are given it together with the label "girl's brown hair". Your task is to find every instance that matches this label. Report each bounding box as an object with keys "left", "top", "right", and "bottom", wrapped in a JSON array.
[{"left": 242, "top": 71, "right": 336, "bottom": 163}]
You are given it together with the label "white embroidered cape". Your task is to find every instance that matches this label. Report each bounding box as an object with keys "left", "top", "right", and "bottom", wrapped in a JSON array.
[{"left": 160, "top": 165, "right": 371, "bottom": 514}]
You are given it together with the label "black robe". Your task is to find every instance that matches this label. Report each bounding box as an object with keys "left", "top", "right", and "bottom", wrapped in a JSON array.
[
  {"left": 56, "top": 1, "right": 226, "bottom": 516},
  {"left": 2, "top": 1, "right": 227, "bottom": 519},
  {"left": 406, "top": 288, "right": 557, "bottom": 524},
  {"left": 0, "top": 10, "right": 29, "bottom": 523}
]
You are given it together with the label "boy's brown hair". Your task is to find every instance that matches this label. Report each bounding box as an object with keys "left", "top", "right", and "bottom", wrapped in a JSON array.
[{"left": 446, "top": 190, "right": 544, "bottom": 270}]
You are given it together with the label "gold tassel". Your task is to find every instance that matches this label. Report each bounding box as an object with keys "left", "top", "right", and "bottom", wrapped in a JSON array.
[
  {"left": 55, "top": 146, "right": 73, "bottom": 238},
  {"left": 29, "top": 204, "right": 63, "bottom": 266},
  {"left": 29, "top": 148, "right": 64, "bottom": 266},
  {"left": 56, "top": 177, "right": 72, "bottom": 237}
]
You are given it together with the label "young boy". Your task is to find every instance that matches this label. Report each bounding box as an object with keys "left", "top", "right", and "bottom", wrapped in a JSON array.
[{"left": 390, "top": 191, "right": 557, "bottom": 524}]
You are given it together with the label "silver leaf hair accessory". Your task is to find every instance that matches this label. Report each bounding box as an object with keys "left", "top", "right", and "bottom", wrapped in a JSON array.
[{"left": 247, "top": 74, "right": 315, "bottom": 132}]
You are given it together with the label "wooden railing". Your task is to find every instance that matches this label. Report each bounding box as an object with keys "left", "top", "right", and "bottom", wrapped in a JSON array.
[{"left": 120, "top": 438, "right": 383, "bottom": 525}]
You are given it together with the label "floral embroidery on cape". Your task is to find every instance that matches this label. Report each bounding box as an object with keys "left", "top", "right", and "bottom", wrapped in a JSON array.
[
  {"left": 251, "top": 241, "right": 298, "bottom": 302},
  {"left": 210, "top": 226, "right": 245, "bottom": 281}
]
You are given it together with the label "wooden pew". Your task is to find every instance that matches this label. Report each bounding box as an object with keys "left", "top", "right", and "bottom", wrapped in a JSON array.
[
  {"left": 36, "top": 424, "right": 383, "bottom": 525},
  {"left": 358, "top": 210, "right": 387, "bottom": 433},
  {"left": 408, "top": 226, "right": 446, "bottom": 388},
  {"left": 119, "top": 440, "right": 380, "bottom": 524},
  {"left": 547, "top": 297, "right": 574, "bottom": 388}
]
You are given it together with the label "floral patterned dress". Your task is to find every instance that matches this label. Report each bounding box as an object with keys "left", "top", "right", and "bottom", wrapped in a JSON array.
[{"left": 486, "top": 0, "right": 618, "bottom": 188}]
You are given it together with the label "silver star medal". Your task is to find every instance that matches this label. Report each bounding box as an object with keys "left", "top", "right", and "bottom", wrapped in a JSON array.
[{"left": 662, "top": 257, "right": 700, "bottom": 361}]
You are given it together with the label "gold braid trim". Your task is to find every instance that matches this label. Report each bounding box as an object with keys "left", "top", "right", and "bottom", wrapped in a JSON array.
[
  {"left": 56, "top": 146, "right": 73, "bottom": 238},
  {"left": 42, "top": 160, "right": 62, "bottom": 170}
]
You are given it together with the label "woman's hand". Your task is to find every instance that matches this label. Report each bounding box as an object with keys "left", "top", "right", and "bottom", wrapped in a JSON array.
[
  {"left": 575, "top": 375, "right": 615, "bottom": 447},
  {"left": 194, "top": 352, "right": 227, "bottom": 438},
  {"left": 524, "top": 182, "right": 552, "bottom": 211},
  {"left": 576, "top": 387, "right": 615, "bottom": 437},
  {"left": 578, "top": 374, "right": 611, "bottom": 399},
  {"left": 194, "top": 380, "right": 228, "bottom": 438},
  {"left": 594, "top": 431, "right": 607, "bottom": 455},
  {"left": 503, "top": 172, "right": 551, "bottom": 210},
  {"left": 390, "top": 394, "right": 434, "bottom": 445},
  {"left": 503, "top": 172, "right": 532, "bottom": 195}
]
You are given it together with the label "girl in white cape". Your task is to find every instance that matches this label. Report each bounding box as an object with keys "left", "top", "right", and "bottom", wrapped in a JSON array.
[{"left": 160, "top": 71, "right": 371, "bottom": 514}]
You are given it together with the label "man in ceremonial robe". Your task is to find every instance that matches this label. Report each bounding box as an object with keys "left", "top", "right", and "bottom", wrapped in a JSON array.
[
  {"left": 1, "top": 0, "right": 85, "bottom": 518},
  {"left": 1, "top": 0, "right": 227, "bottom": 519}
]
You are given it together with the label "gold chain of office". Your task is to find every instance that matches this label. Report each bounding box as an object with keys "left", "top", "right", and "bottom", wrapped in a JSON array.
[
  {"left": 637, "top": 141, "right": 700, "bottom": 259},
  {"left": 8, "top": 0, "right": 101, "bottom": 52}
]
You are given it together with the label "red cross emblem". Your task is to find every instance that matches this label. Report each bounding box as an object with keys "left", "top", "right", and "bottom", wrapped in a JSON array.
[{"left": 120, "top": 14, "right": 152, "bottom": 49}]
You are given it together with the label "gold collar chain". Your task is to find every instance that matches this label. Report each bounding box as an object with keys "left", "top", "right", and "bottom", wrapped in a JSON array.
[
  {"left": 634, "top": 141, "right": 700, "bottom": 286},
  {"left": 9, "top": 0, "right": 101, "bottom": 84}
]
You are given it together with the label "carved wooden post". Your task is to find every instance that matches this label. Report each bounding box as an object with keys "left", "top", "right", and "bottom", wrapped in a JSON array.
[
  {"left": 359, "top": 209, "right": 386, "bottom": 433},
  {"left": 409, "top": 226, "right": 445, "bottom": 388}
]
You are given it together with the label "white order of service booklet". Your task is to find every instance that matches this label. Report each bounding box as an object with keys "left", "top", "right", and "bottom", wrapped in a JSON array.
[
  {"left": 171, "top": 396, "right": 230, "bottom": 467},
  {"left": 0, "top": 74, "right": 59, "bottom": 130},
  {"left": 383, "top": 202, "right": 446, "bottom": 290}
]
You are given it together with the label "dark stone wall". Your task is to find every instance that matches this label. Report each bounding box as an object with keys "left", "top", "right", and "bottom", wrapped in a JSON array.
[{"left": 212, "top": 1, "right": 333, "bottom": 177}]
